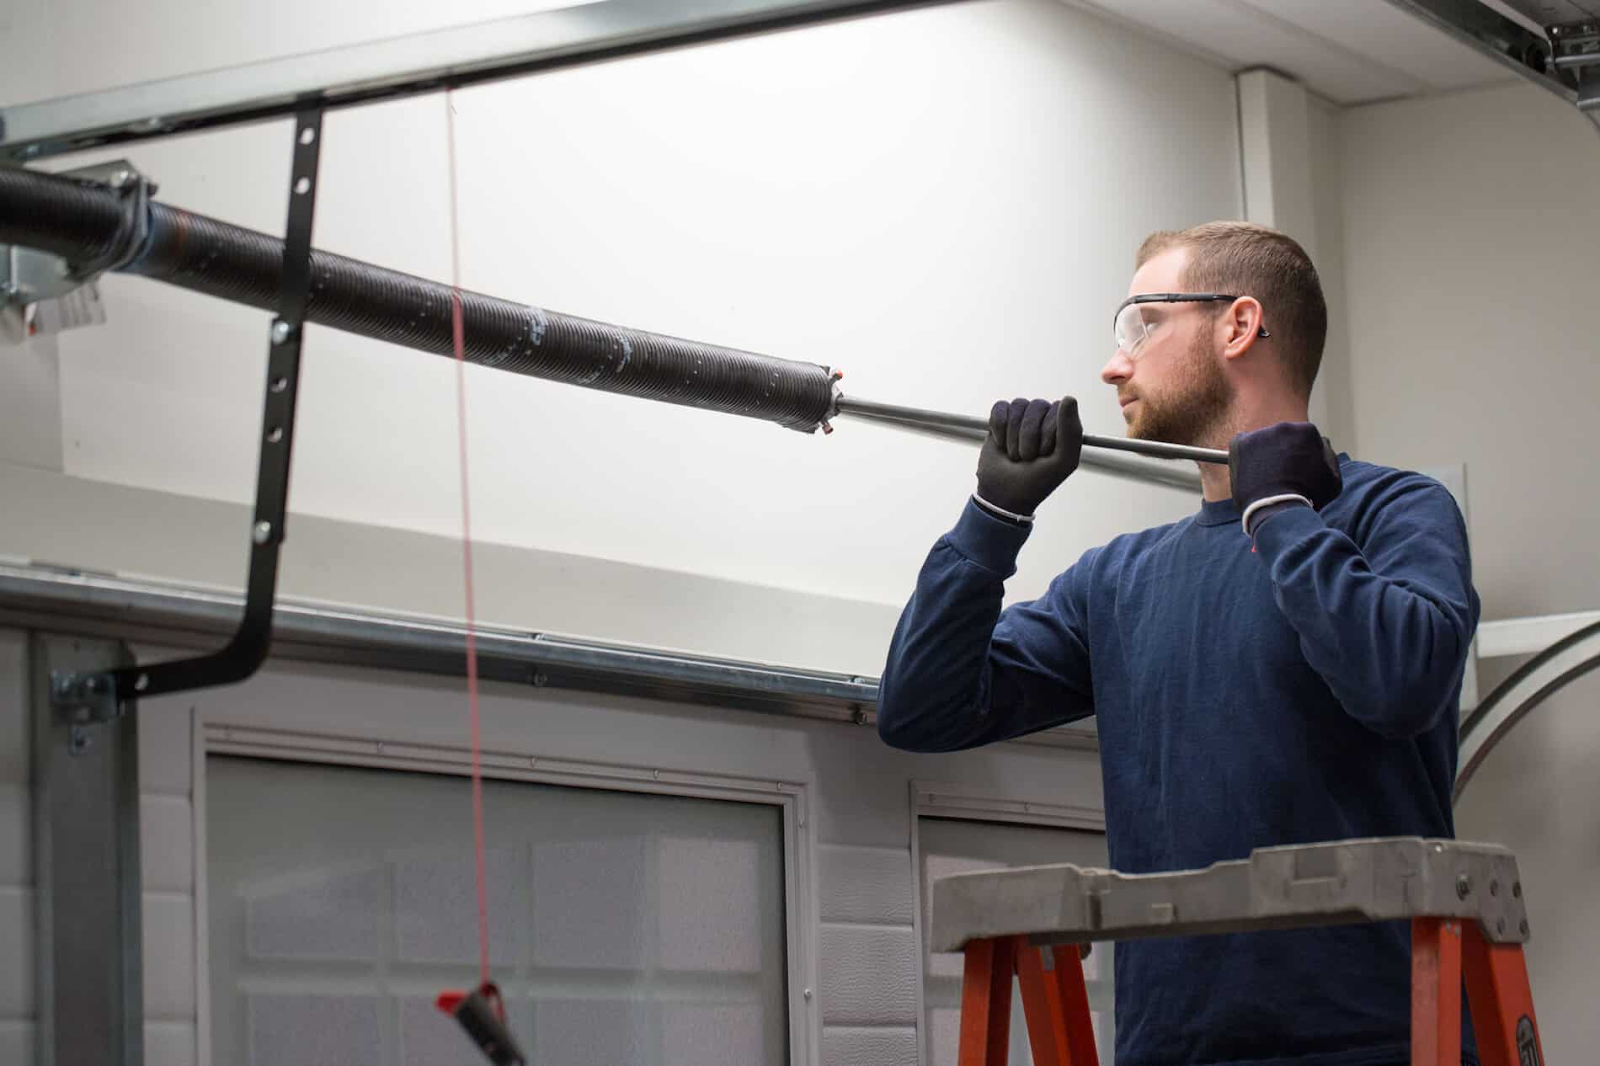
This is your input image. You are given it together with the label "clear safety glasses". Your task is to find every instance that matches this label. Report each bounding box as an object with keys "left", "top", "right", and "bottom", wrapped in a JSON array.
[{"left": 1112, "top": 293, "right": 1269, "bottom": 358}]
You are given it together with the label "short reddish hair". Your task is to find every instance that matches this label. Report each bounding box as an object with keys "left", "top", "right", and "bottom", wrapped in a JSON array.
[{"left": 1138, "top": 222, "right": 1327, "bottom": 397}]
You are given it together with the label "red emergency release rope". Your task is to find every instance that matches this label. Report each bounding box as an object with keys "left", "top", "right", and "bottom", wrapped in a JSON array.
[{"left": 444, "top": 89, "right": 492, "bottom": 988}]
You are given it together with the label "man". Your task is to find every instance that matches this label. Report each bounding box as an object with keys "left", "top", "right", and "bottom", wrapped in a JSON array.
[{"left": 877, "top": 222, "right": 1480, "bottom": 1066}]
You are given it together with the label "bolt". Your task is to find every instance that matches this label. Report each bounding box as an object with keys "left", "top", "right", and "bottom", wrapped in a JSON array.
[
  {"left": 110, "top": 169, "right": 132, "bottom": 189},
  {"left": 271, "top": 320, "right": 292, "bottom": 345},
  {"left": 252, "top": 521, "right": 272, "bottom": 544},
  {"left": 1455, "top": 874, "right": 1471, "bottom": 899},
  {"left": 802, "top": 988, "right": 812, "bottom": 1000},
  {"left": 69, "top": 725, "right": 91, "bottom": 756},
  {"left": 533, "top": 672, "right": 548, "bottom": 687}
]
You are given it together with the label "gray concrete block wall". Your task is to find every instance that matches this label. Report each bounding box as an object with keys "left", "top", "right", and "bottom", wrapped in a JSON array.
[
  {"left": 817, "top": 845, "right": 920, "bottom": 1065},
  {"left": 136, "top": 700, "right": 199, "bottom": 1066}
]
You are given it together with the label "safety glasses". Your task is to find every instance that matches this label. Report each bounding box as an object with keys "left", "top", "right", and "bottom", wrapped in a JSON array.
[{"left": 1113, "top": 293, "right": 1270, "bottom": 358}]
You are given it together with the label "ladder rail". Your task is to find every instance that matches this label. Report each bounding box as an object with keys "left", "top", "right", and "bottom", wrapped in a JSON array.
[{"left": 938, "top": 837, "right": 1546, "bottom": 1066}]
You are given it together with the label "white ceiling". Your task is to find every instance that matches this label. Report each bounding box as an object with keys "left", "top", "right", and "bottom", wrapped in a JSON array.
[{"left": 1066, "top": 0, "right": 1525, "bottom": 105}]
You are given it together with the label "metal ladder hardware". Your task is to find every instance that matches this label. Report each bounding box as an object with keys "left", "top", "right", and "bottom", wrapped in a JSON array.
[{"left": 933, "top": 837, "right": 1545, "bottom": 1066}]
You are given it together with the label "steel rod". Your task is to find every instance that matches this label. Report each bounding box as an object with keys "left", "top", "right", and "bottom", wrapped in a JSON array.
[
  {"left": 831, "top": 403, "right": 1203, "bottom": 493},
  {"left": 834, "top": 395, "right": 1227, "bottom": 465}
]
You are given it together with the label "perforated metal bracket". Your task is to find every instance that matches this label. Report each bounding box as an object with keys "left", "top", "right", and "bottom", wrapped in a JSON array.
[{"left": 49, "top": 108, "right": 324, "bottom": 722}]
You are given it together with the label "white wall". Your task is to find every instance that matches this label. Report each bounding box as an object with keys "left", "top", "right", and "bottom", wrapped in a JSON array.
[
  {"left": 1, "top": 0, "right": 1239, "bottom": 667},
  {"left": 1337, "top": 81, "right": 1600, "bottom": 1058},
  {"left": 1305, "top": 93, "right": 1356, "bottom": 449},
  {"left": 0, "top": 626, "right": 1105, "bottom": 1066},
  {"left": 1235, "top": 70, "right": 1356, "bottom": 446}
]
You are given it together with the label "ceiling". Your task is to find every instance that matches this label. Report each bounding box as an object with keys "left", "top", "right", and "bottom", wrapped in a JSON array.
[
  {"left": 1496, "top": 0, "right": 1600, "bottom": 24},
  {"left": 1065, "top": 0, "right": 1535, "bottom": 105}
]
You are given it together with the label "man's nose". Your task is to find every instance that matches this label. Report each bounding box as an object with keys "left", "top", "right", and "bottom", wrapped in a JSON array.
[{"left": 1101, "top": 349, "right": 1132, "bottom": 385}]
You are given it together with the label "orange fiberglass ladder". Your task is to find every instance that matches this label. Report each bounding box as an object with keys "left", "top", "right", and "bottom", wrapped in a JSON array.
[{"left": 929, "top": 837, "right": 1543, "bottom": 1066}]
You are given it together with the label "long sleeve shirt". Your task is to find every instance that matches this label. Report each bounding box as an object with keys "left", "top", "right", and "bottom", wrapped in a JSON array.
[{"left": 879, "top": 456, "right": 1481, "bottom": 1066}]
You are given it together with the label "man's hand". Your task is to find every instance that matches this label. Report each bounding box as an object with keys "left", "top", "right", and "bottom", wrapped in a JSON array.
[
  {"left": 974, "top": 396, "right": 1083, "bottom": 520},
  {"left": 1229, "top": 422, "right": 1342, "bottom": 536}
]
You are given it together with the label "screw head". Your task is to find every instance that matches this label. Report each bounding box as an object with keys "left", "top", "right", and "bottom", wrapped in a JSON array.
[
  {"left": 533, "top": 672, "right": 548, "bottom": 688},
  {"left": 1455, "top": 874, "right": 1471, "bottom": 899},
  {"left": 252, "top": 521, "right": 272, "bottom": 544},
  {"left": 270, "top": 320, "right": 291, "bottom": 344},
  {"left": 110, "top": 169, "right": 132, "bottom": 189}
]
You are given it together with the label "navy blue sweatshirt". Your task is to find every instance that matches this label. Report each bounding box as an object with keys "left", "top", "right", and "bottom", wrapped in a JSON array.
[{"left": 879, "top": 457, "right": 1480, "bottom": 1066}]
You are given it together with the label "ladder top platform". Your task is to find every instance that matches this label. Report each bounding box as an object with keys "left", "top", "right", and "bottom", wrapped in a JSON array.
[{"left": 929, "top": 837, "right": 1528, "bottom": 953}]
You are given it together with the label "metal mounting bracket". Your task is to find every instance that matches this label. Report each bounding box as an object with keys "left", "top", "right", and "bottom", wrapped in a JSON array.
[
  {"left": 49, "top": 106, "right": 325, "bottom": 723},
  {"left": 1549, "top": 19, "right": 1600, "bottom": 110},
  {"left": 1, "top": 159, "right": 153, "bottom": 344}
]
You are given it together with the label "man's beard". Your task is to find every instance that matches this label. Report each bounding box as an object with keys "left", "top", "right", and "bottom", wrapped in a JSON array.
[{"left": 1127, "top": 334, "right": 1233, "bottom": 447}]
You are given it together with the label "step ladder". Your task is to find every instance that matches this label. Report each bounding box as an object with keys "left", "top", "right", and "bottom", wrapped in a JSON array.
[{"left": 929, "top": 837, "right": 1543, "bottom": 1066}]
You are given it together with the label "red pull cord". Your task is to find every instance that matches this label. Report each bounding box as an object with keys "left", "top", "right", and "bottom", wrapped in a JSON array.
[{"left": 444, "top": 89, "right": 491, "bottom": 988}]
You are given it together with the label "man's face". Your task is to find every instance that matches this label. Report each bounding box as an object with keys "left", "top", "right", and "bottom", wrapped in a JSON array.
[{"left": 1100, "top": 246, "right": 1233, "bottom": 446}]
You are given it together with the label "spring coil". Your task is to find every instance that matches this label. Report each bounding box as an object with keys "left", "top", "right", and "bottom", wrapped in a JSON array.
[{"left": 0, "top": 166, "right": 836, "bottom": 431}]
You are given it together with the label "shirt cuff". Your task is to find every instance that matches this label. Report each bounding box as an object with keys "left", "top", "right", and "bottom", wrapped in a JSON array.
[
  {"left": 1249, "top": 500, "right": 1325, "bottom": 559},
  {"left": 945, "top": 496, "right": 1033, "bottom": 576}
]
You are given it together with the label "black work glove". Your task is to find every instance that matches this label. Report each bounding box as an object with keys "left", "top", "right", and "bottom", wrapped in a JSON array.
[
  {"left": 974, "top": 396, "right": 1083, "bottom": 520},
  {"left": 1228, "top": 421, "right": 1342, "bottom": 537}
]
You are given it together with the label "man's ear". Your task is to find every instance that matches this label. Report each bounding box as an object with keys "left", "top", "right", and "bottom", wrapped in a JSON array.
[{"left": 1220, "top": 296, "right": 1266, "bottom": 361}]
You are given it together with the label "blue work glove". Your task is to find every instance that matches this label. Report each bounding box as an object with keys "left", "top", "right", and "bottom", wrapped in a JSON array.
[
  {"left": 1228, "top": 422, "right": 1342, "bottom": 537},
  {"left": 974, "top": 396, "right": 1083, "bottom": 521}
]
